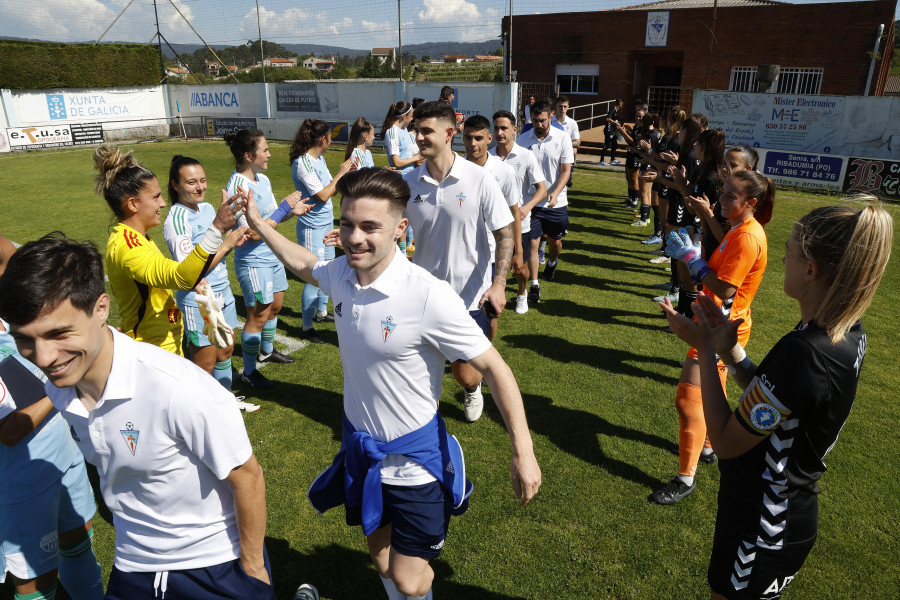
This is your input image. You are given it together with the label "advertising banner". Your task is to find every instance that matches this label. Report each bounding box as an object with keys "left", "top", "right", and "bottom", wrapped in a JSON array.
[
  {"left": 70, "top": 123, "right": 104, "bottom": 145},
  {"left": 275, "top": 83, "right": 338, "bottom": 113},
  {"left": 203, "top": 117, "right": 258, "bottom": 137},
  {"left": 758, "top": 149, "right": 845, "bottom": 192},
  {"left": 185, "top": 86, "right": 241, "bottom": 115},
  {"left": 7, "top": 125, "right": 73, "bottom": 149},
  {"left": 14, "top": 90, "right": 155, "bottom": 124},
  {"left": 328, "top": 121, "right": 350, "bottom": 143},
  {"left": 694, "top": 92, "right": 900, "bottom": 160},
  {"left": 842, "top": 157, "right": 900, "bottom": 199}
]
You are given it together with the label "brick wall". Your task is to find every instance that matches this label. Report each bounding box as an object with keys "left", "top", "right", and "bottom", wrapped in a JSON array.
[{"left": 506, "top": 0, "right": 896, "bottom": 115}]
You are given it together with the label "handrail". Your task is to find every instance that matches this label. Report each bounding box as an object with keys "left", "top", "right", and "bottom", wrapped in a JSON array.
[{"left": 569, "top": 99, "right": 616, "bottom": 131}]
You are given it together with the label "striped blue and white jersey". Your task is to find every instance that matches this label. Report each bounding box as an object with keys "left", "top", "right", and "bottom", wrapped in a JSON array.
[
  {"left": 226, "top": 171, "right": 280, "bottom": 268},
  {"left": 385, "top": 125, "right": 416, "bottom": 175},
  {"left": 292, "top": 153, "right": 335, "bottom": 229},
  {"left": 352, "top": 148, "right": 375, "bottom": 169},
  {"left": 163, "top": 202, "right": 230, "bottom": 307}
]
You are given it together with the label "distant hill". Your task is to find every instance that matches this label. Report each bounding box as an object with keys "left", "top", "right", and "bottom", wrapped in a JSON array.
[{"left": 0, "top": 36, "right": 502, "bottom": 61}]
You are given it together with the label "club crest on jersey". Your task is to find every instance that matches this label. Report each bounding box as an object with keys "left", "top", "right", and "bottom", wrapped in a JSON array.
[
  {"left": 456, "top": 193, "right": 466, "bottom": 207},
  {"left": 381, "top": 316, "right": 397, "bottom": 342},
  {"left": 40, "top": 532, "right": 57, "bottom": 554},
  {"left": 120, "top": 422, "right": 140, "bottom": 455}
]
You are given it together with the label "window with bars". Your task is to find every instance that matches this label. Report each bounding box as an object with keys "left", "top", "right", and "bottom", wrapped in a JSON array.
[
  {"left": 557, "top": 74, "right": 598, "bottom": 95},
  {"left": 729, "top": 67, "right": 823, "bottom": 94}
]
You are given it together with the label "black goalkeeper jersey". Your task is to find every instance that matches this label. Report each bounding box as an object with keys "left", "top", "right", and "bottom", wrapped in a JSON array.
[{"left": 717, "top": 320, "right": 866, "bottom": 548}]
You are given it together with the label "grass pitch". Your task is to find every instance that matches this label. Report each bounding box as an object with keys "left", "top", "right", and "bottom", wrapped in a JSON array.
[{"left": 0, "top": 140, "right": 898, "bottom": 599}]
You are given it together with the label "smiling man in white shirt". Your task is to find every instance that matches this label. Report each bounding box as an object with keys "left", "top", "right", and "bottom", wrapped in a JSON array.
[
  {"left": 241, "top": 167, "right": 541, "bottom": 600},
  {"left": 0, "top": 234, "right": 316, "bottom": 600}
]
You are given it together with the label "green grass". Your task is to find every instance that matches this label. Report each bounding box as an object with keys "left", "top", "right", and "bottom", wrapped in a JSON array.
[{"left": 1, "top": 141, "right": 898, "bottom": 599}]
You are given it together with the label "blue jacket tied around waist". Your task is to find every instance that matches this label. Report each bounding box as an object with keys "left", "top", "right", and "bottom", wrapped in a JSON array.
[{"left": 307, "top": 413, "right": 473, "bottom": 536}]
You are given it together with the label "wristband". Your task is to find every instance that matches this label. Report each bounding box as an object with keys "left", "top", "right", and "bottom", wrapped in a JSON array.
[
  {"left": 691, "top": 264, "right": 711, "bottom": 285},
  {"left": 269, "top": 198, "right": 293, "bottom": 224},
  {"left": 198, "top": 226, "right": 224, "bottom": 254}
]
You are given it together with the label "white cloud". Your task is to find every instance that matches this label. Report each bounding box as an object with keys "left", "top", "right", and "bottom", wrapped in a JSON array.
[
  {"left": 0, "top": 0, "right": 116, "bottom": 42},
  {"left": 417, "top": 0, "right": 498, "bottom": 42},
  {"left": 240, "top": 6, "right": 355, "bottom": 42}
]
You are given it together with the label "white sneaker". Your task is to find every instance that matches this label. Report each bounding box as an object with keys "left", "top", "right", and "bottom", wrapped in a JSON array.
[
  {"left": 235, "top": 395, "right": 260, "bottom": 413},
  {"left": 515, "top": 294, "right": 528, "bottom": 314},
  {"left": 464, "top": 386, "right": 484, "bottom": 422},
  {"left": 630, "top": 218, "right": 650, "bottom": 227},
  {"left": 611, "top": 159, "right": 621, "bottom": 165},
  {"left": 650, "top": 255, "right": 671, "bottom": 264},
  {"left": 293, "top": 584, "right": 320, "bottom": 600},
  {"left": 599, "top": 161, "right": 609, "bottom": 166}
]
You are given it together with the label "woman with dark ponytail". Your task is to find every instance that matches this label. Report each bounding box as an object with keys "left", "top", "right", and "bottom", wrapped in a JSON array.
[
  {"left": 290, "top": 119, "right": 356, "bottom": 344},
  {"left": 650, "top": 169, "right": 774, "bottom": 506},
  {"left": 345, "top": 116, "right": 376, "bottom": 168},
  {"left": 94, "top": 145, "right": 244, "bottom": 356}
]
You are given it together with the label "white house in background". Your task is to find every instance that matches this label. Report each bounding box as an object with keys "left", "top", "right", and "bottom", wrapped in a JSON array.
[
  {"left": 302, "top": 56, "right": 336, "bottom": 72},
  {"left": 166, "top": 66, "right": 189, "bottom": 79},
  {"left": 265, "top": 57, "right": 298, "bottom": 68},
  {"left": 371, "top": 47, "right": 396, "bottom": 64},
  {"left": 442, "top": 54, "right": 473, "bottom": 63}
]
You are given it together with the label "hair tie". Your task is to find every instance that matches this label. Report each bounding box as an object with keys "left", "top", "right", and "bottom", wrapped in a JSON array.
[{"left": 399, "top": 106, "right": 413, "bottom": 116}]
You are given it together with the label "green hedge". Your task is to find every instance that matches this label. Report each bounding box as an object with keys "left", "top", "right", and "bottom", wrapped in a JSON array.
[{"left": 0, "top": 41, "right": 160, "bottom": 89}]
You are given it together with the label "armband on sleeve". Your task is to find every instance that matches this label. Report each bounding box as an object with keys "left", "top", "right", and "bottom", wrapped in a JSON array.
[{"left": 736, "top": 379, "right": 792, "bottom": 436}]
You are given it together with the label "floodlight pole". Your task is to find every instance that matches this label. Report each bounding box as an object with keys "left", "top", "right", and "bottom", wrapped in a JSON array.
[{"left": 153, "top": 0, "right": 166, "bottom": 83}]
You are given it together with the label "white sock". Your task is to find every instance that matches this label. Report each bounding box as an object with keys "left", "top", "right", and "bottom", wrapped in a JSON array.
[
  {"left": 380, "top": 576, "right": 405, "bottom": 600},
  {"left": 547, "top": 259, "right": 558, "bottom": 267},
  {"left": 531, "top": 279, "right": 539, "bottom": 286},
  {"left": 701, "top": 447, "right": 715, "bottom": 457},
  {"left": 676, "top": 474, "right": 694, "bottom": 486},
  {"left": 517, "top": 293, "right": 527, "bottom": 299},
  {"left": 316, "top": 309, "right": 328, "bottom": 317}
]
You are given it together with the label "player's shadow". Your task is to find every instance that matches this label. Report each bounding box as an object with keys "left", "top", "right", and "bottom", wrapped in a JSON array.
[
  {"left": 261, "top": 380, "right": 345, "bottom": 442},
  {"left": 265, "top": 537, "right": 529, "bottom": 600},
  {"left": 567, "top": 221, "right": 635, "bottom": 240},
  {"left": 536, "top": 299, "right": 669, "bottom": 331},
  {"left": 558, "top": 248, "right": 668, "bottom": 277},
  {"left": 445, "top": 394, "right": 668, "bottom": 490},
  {"left": 502, "top": 334, "right": 680, "bottom": 386}
]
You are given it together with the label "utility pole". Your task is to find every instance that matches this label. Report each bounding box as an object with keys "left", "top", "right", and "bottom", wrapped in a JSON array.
[
  {"left": 153, "top": 0, "right": 166, "bottom": 83},
  {"left": 256, "top": 0, "right": 266, "bottom": 84},
  {"left": 397, "top": 0, "right": 403, "bottom": 81}
]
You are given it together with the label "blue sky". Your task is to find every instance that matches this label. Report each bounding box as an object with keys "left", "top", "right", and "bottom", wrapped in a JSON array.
[{"left": 0, "top": 0, "right": 896, "bottom": 50}]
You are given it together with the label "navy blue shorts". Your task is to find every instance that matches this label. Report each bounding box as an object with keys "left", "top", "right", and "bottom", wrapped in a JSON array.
[
  {"left": 468, "top": 308, "right": 493, "bottom": 336},
  {"left": 104, "top": 546, "right": 277, "bottom": 600},
  {"left": 530, "top": 206, "right": 569, "bottom": 240},
  {"left": 348, "top": 481, "right": 452, "bottom": 560}
]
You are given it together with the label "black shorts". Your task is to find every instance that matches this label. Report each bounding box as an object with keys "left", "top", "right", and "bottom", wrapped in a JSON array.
[
  {"left": 708, "top": 528, "right": 815, "bottom": 600},
  {"left": 667, "top": 194, "right": 700, "bottom": 229},
  {"left": 626, "top": 153, "right": 641, "bottom": 169},
  {"left": 348, "top": 481, "right": 452, "bottom": 559},
  {"left": 530, "top": 206, "right": 569, "bottom": 240}
]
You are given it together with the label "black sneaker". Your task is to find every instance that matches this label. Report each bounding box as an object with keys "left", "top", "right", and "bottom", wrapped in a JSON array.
[
  {"left": 300, "top": 328, "right": 326, "bottom": 344},
  {"left": 258, "top": 349, "right": 295, "bottom": 364},
  {"left": 240, "top": 369, "right": 274, "bottom": 390},
  {"left": 527, "top": 284, "right": 541, "bottom": 304},
  {"left": 313, "top": 312, "right": 335, "bottom": 323},
  {"left": 649, "top": 477, "right": 696, "bottom": 505},
  {"left": 670, "top": 445, "right": 718, "bottom": 464},
  {"left": 543, "top": 260, "right": 558, "bottom": 281}
]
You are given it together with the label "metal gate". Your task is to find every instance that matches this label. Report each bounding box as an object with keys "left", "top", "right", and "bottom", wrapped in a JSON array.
[
  {"left": 517, "top": 82, "right": 559, "bottom": 123},
  {"left": 646, "top": 86, "right": 697, "bottom": 116}
]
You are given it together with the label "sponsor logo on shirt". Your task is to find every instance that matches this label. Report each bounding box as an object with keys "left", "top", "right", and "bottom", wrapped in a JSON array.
[
  {"left": 430, "top": 539, "right": 445, "bottom": 551},
  {"left": 335, "top": 302, "right": 342, "bottom": 318},
  {"left": 381, "top": 316, "right": 396, "bottom": 342},
  {"left": 120, "top": 422, "right": 140, "bottom": 455},
  {"left": 413, "top": 194, "right": 423, "bottom": 203},
  {"left": 70, "top": 425, "right": 80, "bottom": 442}
]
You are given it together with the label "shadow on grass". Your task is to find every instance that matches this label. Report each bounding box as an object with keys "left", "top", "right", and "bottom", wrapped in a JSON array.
[
  {"left": 235, "top": 378, "right": 345, "bottom": 442},
  {"left": 460, "top": 393, "right": 668, "bottom": 490},
  {"left": 502, "top": 334, "right": 680, "bottom": 386},
  {"left": 266, "top": 537, "right": 528, "bottom": 600},
  {"left": 536, "top": 298, "right": 668, "bottom": 331}
]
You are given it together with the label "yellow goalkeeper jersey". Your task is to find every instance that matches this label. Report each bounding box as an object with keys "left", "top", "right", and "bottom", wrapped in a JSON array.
[{"left": 105, "top": 223, "right": 213, "bottom": 355}]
